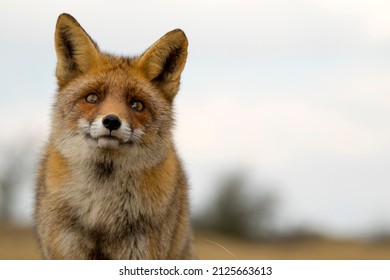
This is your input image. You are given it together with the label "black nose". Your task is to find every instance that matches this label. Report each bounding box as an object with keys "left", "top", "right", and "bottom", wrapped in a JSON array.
[{"left": 102, "top": 114, "right": 121, "bottom": 131}]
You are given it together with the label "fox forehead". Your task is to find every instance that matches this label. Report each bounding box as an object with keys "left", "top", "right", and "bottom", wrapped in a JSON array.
[
  {"left": 62, "top": 63, "right": 159, "bottom": 101},
  {"left": 57, "top": 63, "right": 171, "bottom": 127}
]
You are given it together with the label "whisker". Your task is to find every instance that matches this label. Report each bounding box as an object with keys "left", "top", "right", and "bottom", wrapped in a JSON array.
[
  {"left": 57, "top": 130, "right": 83, "bottom": 148},
  {"left": 204, "top": 239, "right": 239, "bottom": 260}
]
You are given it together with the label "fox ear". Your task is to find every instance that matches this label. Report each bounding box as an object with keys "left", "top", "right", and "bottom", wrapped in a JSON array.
[
  {"left": 55, "top": 13, "right": 100, "bottom": 87},
  {"left": 138, "top": 29, "right": 188, "bottom": 101}
]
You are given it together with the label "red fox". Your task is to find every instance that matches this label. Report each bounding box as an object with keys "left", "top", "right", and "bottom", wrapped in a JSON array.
[{"left": 35, "top": 13, "right": 196, "bottom": 259}]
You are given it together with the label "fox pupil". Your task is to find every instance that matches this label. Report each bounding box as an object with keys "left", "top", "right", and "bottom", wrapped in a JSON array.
[
  {"left": 131, "top": 100, "right": 144, "bottom": 112},
  {"left": 86, "top": 93, "right": 99, "bottom": 103}
]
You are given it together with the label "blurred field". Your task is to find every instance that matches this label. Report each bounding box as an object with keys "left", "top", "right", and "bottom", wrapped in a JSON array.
[
  {"left": 195, "top": 231, "right": 390, "bottom": 260},
  {"left": 0, "top": 226, "right": 389, "bottom": 260}
]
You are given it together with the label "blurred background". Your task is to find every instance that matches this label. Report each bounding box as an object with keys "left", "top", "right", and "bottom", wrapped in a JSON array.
[{"left": 1, "top": 0, "right": 390, "bottom": 259}]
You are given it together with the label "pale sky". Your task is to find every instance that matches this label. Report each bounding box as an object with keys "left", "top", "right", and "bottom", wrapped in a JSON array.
[{"left": 1, "top": 0, "right": 390, "bottom": 238}]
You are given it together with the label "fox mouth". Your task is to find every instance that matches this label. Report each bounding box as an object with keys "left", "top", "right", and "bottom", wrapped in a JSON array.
[
  {"left": 85, "top": 134, "right": 131, "bottom": 150},
  {"left": 78, "top": 119, "right": 138, "bottom": 150}
]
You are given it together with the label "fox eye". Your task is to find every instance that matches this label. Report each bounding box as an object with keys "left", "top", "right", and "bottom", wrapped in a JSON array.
[
  {"left": 85, "top": 93, "right": 99, "bottom": 103},
  {"left": 131, "top": 100, "right": 144, "bottom": 112}
]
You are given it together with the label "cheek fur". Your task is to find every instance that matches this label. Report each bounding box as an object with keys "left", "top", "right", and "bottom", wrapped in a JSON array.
[
  {"left": 62, "top": 102, "right": 100, "bottom": 131},
  {"left": 130, "top": 110, "right": 151, "bottom": 129},
  {"left": 78, "top": 103, "right": 101, "bottom": 123}
]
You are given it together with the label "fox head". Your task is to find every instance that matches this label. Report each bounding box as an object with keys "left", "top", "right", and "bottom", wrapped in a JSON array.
[{"left": 51, "top": 14, "right": 188, "bottom": 165}]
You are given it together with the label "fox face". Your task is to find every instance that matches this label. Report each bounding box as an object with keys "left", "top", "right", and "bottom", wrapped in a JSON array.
[
  {"left": 52, "top": 14, "right": 188, "bottom": 165},
  {"left": 57, "top": 65, "right": 171, "bottom": 153}
]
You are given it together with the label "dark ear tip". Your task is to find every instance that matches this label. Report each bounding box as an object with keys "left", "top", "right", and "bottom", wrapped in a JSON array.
[
  {"left": 57, "top": 13, "right": 79, "bottom": 26},
  {"left": 170, "top": 29, "right": 186, "bottom": 37},
  {"left": 166, "top": 29, "right": 188, "bottom": 48}
]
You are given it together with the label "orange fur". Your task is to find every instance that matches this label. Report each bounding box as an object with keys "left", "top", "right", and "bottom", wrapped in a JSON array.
[{"left": 45, "top": 145, "right": 69, "bottom": 190}]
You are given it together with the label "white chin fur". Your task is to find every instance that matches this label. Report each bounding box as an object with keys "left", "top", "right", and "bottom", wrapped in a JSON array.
[{"left": 97, "top": 137, "right": 120, "bottom": 150}]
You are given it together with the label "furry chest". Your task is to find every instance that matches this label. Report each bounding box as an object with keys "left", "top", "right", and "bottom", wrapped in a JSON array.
[{"left": 67, "top": 173, "right": 149, "bottom": 236}]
